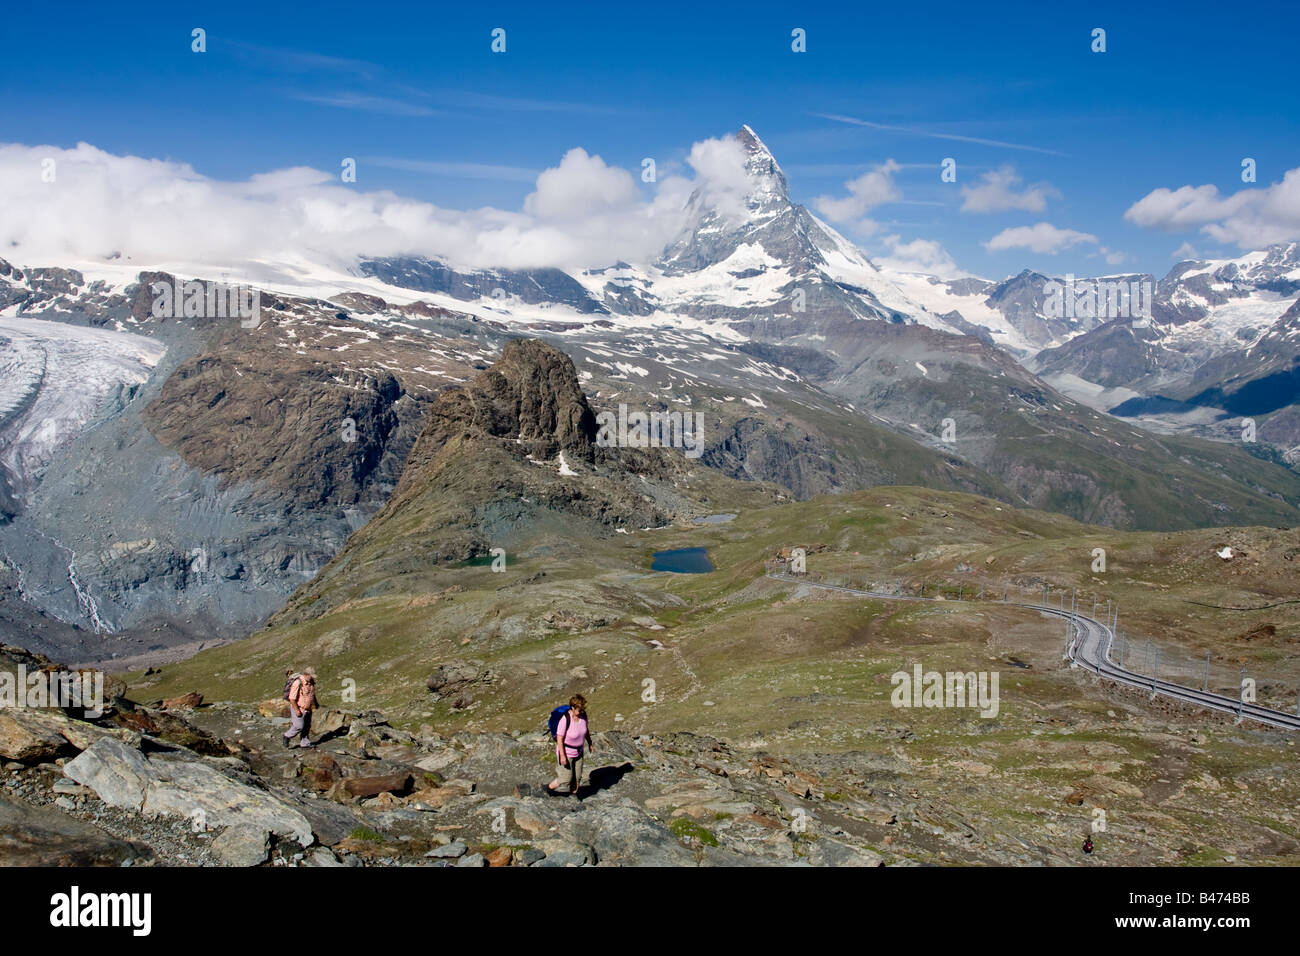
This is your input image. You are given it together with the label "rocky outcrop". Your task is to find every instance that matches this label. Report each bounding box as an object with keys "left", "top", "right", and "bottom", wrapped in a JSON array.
[
  {"left": 143, "top": 347, "right": 408, "bottom": 510},
  {"left": 65, "top": 737, "right": 314, "bottom": 845},
  {"left": 0, "top": 710, "right": 76, "bottom": 764},
  {"left": 269, "top": 339, "right": 687, "bottom": 627},
  {"left": 0, "top": 677, "right": 906, "bottom": 867},
  {"left": 402, "top": 338, "right": 597, "bottom": 471},
  {"left": 425, "top": 660, "right": 495, "bottom": 708},
  {"left": 211, "top": 824, "right": 271, "bottom": 866},
  {"left": 0, "top": 791, "right": 154, "bottom": 866}
]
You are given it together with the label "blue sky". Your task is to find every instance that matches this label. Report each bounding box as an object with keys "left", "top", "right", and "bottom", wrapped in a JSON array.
[{"left": 3, "top": 0, "right": 1298, "bottom": 278}]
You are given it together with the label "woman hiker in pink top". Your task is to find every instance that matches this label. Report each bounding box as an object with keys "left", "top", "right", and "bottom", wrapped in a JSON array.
[{"left": 547, "top": 694, "right": 595, "bottom": 796}]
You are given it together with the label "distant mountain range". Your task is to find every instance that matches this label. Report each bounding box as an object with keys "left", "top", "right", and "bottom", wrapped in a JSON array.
[{"left": 1, "top": 126, "right": 1297, "bottom": 659}]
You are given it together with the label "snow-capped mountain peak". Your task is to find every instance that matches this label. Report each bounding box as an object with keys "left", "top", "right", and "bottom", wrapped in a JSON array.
[{"left": 736, "top": 124, "right": 788, "bottom": 199}]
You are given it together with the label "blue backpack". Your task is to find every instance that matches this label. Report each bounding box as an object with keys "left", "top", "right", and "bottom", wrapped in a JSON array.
[{"left": 547, "top": 705, "right": 571, "bottom": 739}]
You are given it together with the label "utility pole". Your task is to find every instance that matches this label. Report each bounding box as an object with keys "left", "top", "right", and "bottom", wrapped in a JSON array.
[
  {"left": 1093, "top": 595, "right": 1098, "bottom": 617},
  {"left": 1203, "top": 651, "right": 1210, "bottom": 692},
  {"left": 958, "top": 584, "right": 964, "bottom": 600},
  {"left": 1239, "top": 666, "right": 1246, "bottom": 720}
]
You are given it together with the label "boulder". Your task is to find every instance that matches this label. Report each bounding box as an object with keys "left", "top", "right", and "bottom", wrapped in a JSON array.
[
  {"left": 335, "top": 837, "right": 403, "bottom": 860},
  {"left": 700, "top": 845, "right": 773, "bottom": 866},
  {"left": 456, "top": 852, "right": 487, "bottom": 867},
  {"left": 425, "top": 660, "right": 494, "bottom": 701},
  {"left": 0, "top": 791, "right": 153, "bottom": 866},
  {"left": 408, "top": 776, "right": 473, "bottom": 809},
  {"left": 259, "top": 699, "right": 291, "bottom": 719},
  {"left": 0, "top": 708, "right": 137, "bottom": 756},
  {"left": 406, "top": 786, "right": 466, "bottom": 810},
  {"left": 516, "top": 847, "right": 546, "bottom": 866},
  {"left": 363, "top": 792, "right": 404, "bottom": 811},
  {"left": 65, "top": 738, "right": 314, "bottom": 845},
  {"left": 302, "top": 847, "right": 344, "bottom": 867},
  {"left": 161, "top": 692, "right": 203, "bottom": 710},
  {"left": 299, "top": 752, "right": 342, "bottom": 792},
  {"left": 143, "top": 757, "right": 314, "bottom": 845},
  {"left": 485, "top": 846, "right": 512, "bottom": 867},
  {"left": 339, "top": 773, "right": 412, "bottom": 800},
  {"left": 46, "top": 712, "right": 140, "bottom": 752},
  {"left": 0, "top": 711, "right": 75, "bottom": 764},
  {"left": 672, "top": 799, "right": 759, "bottom": 821},
  {"left": 211, "top": 825, "right": 270, "bottom": 867},
  {"left": 414, "top": 750, "right": 462, "bottom": 774},
  {"left": 532, "top": 841, "right": 594, "bottom": 867},
  {"left": 803, "top": 836, "right": 884, "bottom": 867},
  {"left": 114, "top": 708, "right": 227, "bottom": 756},
  {"left": 555, "top": 805, "right": 697, "bottom": 867},
  {"left": 286, "top": 794, "right": 360, "bottom": 847},
  {"left": 644, "top": 786, "right": 733, "bottom": 813},
  {"left": 477, "top": 796, "right": 565, "bottom": 837},
  {"left": 372, "top": 742, "right": 421, "bottom": 763},
  {"left": 62, "top": 737, "right": 153, "bottom": 807},
  {"left": 311, "top": 708, "right": 350, "bottom": 738},
  {"left": 424, "top": 840, "right": 467, "bottom": 859}
]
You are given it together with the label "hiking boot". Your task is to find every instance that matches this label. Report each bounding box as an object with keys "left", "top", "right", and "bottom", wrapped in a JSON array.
[
  {"left": 298, "top": 739, "right": 314, "bottom": 748},
  {"left": 281, "top": 734, "right": 292, "bottom": 749}
]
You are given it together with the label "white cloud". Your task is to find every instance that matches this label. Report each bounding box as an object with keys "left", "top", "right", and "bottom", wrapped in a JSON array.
[
  {"left": 523, "top": 148, "right": 641, "bottom": 220},
  {"left": 1171, "top": 241, "right": 1201, "bottom": 259},
  {"left": 1093, "top": 245, "right": 1126, "bottom": 266},
  {"left": 1124, "top": 168, "right": 1300, "bottom": 248},
  {"left": 0, "top": 141, "right": 698, "bottom": 273},
  {"left": 875, "top": 235, "right": 961, "bottom": 278},
  {"left": 984, "top": 222, "right": 1098, "bottom": 255},
  {"left": 959, "top": 166, "right": 1058, "bottom": 213},
  {"left": 813, "top": 160, "right": 901, "bottom": 232},
  {"left": 684, "top": 135, "right": 755, "bottom": 222}
]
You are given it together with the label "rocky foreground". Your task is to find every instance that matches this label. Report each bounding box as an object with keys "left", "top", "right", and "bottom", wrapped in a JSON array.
[{"left": 0, "top": 669, "right": 892, "bottom": 867}]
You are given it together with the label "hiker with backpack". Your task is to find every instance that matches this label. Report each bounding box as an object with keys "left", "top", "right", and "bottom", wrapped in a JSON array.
[
  {"left": 546, "top": 694, "right": 594, "bottom": 796},
  {"left": 283, "top": 666, "right": 318, "bottom": 749}
]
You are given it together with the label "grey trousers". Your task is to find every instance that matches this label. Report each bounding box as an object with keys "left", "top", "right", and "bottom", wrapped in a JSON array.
[{"left": 285, "top": 708, "right": 312, "bottom": 742}]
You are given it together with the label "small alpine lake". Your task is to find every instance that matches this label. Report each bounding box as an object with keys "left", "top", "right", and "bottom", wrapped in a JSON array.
[{"left": 650, "top": 547, "right": 714, "bottom": 573}]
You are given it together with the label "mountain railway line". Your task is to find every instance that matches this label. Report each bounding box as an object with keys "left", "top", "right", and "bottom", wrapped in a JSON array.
[{"left": 765, "top": 571, "right": 1300, "bottom": 732}]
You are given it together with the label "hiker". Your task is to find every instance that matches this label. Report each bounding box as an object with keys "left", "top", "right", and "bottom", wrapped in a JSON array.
[
  {"left": 547, "top": 694, "right": 594, "bottom": 796},
  {"left": 1083, "top": 836, "right": 1094, "bottom": 855},
  {"left": 283, "top": 666, "right": 318, "bottom": 749}
]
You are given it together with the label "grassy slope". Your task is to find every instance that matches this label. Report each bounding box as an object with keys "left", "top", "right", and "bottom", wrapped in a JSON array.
[
  {"left": 131, "top": 486, "right": 1300, "bottom": 864},
  {"left": 135, "top": 485, "right": 1300, "bottom": 727}
]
